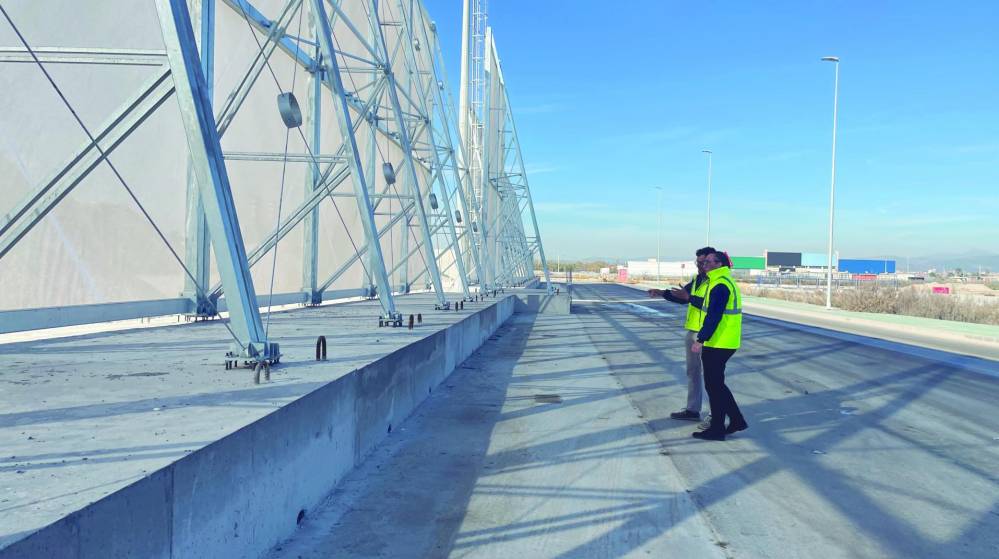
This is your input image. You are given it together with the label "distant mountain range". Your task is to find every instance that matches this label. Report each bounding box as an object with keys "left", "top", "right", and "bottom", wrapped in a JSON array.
[{"left": 903, "top": 253, "right": 999, "bottom": 274}]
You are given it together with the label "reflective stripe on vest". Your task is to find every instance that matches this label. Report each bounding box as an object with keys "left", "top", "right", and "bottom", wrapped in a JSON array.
[
  {"left": 701, "top": 267, "right": 742, "bottom": 349},
  {"left": 683, "top": 276, "right": 709, "bottom": 331}
]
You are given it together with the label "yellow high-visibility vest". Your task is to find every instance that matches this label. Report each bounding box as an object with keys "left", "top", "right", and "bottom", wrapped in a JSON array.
[
  {"left": 683, "top": 276, "right": 709, "bottom": 332},
  {"left": 700, "top": 266, "right": 742, "bottom": 349}
]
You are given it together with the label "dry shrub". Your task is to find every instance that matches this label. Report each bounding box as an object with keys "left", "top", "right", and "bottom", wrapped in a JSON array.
[{"left": 741, "top": 285, "right": 999, "bottom": 326}]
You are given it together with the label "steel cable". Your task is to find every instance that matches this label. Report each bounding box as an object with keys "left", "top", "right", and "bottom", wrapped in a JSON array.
[
  {"left": 263, "top": 2, "right": 307, "bottom": 339},
  {"left": 0, "top": 5, "right": 247, "bottom": 350},
  {"left": 236, "top": 1, "right": 375, "bottom": 286}
]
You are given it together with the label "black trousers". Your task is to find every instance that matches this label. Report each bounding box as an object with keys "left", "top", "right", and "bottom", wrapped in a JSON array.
[{"left": 701, "top": 347, "right": 744, "bottom": 431}]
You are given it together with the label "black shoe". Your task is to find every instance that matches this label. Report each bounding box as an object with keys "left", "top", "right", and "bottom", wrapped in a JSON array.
[
  {"left": 670, "top": 409, "right": 701, "bottom": 421},
  {"left": 692, "top": 429, "right": 726, "bottom": 441},
  {"left": 726, "top": 419, "right": 748, "bottom": 435}
]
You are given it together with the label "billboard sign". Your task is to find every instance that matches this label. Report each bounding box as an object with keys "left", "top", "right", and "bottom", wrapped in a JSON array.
[{"left": 766, "top": 251, "right": 802, "bottom": 267}]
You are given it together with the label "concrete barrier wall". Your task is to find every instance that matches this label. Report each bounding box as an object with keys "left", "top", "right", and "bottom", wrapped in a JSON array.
[
  {"left": 3, "top": 297, "right": 515, "bottom": 559},
  {"left": 512, "top": 289, "right": 571, "bottom": 315}
]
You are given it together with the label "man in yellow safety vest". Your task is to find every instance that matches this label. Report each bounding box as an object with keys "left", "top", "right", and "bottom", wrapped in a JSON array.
[
  {"left": 648, "top": 246, "right": 715, "bottom": 422},
  {"left": 690, "top": 250, "right": 748, "bottom": 441}
]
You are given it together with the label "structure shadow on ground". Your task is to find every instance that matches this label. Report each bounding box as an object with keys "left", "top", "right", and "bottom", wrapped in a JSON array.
[
  {"left": 270, "top": 312, "right": 710, "bottom": 558},
  {"left": 268, "top": 315, "right": 539, "bottom": 557},
  {"left": 570, "top": 287, "right": 999, "bottom": 558},
  {"left": 271, "top": 285, "right": 999, "bottom": 558}
]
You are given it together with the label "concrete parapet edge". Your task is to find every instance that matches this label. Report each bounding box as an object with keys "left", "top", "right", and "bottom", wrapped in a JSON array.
[
  {"left": 2, "top": 297, "right": 515, "bottom": 559},
  {"left": 510, "top": 288, "right": 571, "bottom": 315}
]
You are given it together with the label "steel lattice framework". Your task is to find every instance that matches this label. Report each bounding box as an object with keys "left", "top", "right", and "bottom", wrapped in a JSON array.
[{"left": 0, "top": 0, "right": 551, "bottom": 364}]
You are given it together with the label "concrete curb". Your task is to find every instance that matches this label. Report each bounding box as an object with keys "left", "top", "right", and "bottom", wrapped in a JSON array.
[
  {"left": 2, "top": 297, "right": 515, "bottom": 559},
  {"left": 740, "top": 301, "right": 999, "bottom": 362}
]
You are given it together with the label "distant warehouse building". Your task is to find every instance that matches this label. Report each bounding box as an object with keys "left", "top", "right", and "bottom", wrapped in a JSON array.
[
  {"left": 724, "top": 251, "right": 895, "bottom": 275},
  {"left": 765, "top": 251, "right": 837, "bottom": 270},
  {"left": 729, "top": 256, "right": 766, "bottom": 277},
  {"left": 625, "top": 259, "right": 695, "bottom": 278},
  {"left": 730, "top": 256, "right": 765, "bottom": 269},
  {"left": 801, "top": 252, "right": 831, "bottom": 267},
  {"left": 838, "top": 258, "right": 896, "bottom": 274}
]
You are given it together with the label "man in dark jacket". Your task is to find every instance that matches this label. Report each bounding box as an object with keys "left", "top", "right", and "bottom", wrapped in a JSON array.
[{"left": 690, "top": 250, "right": 748, "bottom": 441}]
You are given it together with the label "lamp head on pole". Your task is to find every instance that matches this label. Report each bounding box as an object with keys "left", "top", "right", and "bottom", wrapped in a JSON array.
[
  {"left": 821, "top": 56, "right": 840, "bottom": 63},
  {"left": 702, "top": 149, "right": 712, "bottom": 155}
]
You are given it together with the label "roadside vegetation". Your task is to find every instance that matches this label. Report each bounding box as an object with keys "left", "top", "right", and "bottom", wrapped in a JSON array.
[{"left": 742, "top": 285, "right": 999, "bottom": 326}]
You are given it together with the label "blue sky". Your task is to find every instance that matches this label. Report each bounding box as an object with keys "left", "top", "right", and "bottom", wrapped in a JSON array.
[{"left": 424, "top": 0, "right": 999, "bottom": 262}]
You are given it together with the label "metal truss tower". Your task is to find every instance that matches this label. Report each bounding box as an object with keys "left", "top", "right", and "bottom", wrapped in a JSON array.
[
  {"left": 458, "top": 0, "right": 552, "bottom": 293},
  {"left": 0, "top": 0, "right": 549, "bottom": 363}
]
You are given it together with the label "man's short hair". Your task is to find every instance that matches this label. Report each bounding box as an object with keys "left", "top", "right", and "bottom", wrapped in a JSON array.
[{"left": 695, "top": 246, "right": 716, "bottom": 257}]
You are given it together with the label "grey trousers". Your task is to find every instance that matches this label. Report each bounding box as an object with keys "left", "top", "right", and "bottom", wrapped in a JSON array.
[{"left": 684, "top": 330, "right": 704, "bottom": 413}]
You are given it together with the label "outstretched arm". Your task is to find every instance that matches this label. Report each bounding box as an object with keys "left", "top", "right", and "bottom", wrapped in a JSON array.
[{"left": 653, "top": 280, "right": 693, "bottom": 304}]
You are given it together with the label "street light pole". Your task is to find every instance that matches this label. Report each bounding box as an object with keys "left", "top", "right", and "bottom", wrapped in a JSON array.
[
  {"left": 702, "top": 150, "right": 713, "bottom": 245},
  {"left": 822, "top": 56, "right": 840, "bottom": 310},
  {"left": 654, "top": 186, "right": 662, "bottom": 284}
]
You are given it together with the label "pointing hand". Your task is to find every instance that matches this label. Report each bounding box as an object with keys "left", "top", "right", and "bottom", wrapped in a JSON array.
[{"left": 670, "top": 288, "right": 690, "bottom": 301}]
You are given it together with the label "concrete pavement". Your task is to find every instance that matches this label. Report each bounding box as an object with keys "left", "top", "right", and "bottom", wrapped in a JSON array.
[
  {"left": 268, "top": 313, "right": 726, "bottom": 558},
  {"left": 272, "top": 282, "right": 999, "bottom": 558},
  {"left": 0, "top": 293, "right": 512, "bottom": 557},
  {"left": 571, "top": 283, "right": 999, "bottom": 558}
]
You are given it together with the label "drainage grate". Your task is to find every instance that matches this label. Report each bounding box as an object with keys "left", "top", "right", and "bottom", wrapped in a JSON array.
[{"left": 534, "top": 394, "right": 563, "bottom": 404}]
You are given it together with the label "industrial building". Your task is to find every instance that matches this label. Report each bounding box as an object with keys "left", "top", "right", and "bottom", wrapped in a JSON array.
[
  {"left": 728, "top": 251, "right": 897, "bottom": 276},
  {"left": 624, "top": 258, "right": 696, "bottom": 279},
  {"left": 624, "top": 251, "right": 897, "bottom": 280}
]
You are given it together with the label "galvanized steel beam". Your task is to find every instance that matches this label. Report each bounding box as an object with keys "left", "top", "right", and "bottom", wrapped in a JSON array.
[
  {"left": 182, "top": 0, "right": 215, "bottom": 315},
  {"left": 156, "top": 0, "right": 274, "bottom": 359},
  {"left": 309, "top": 0, "right": 399, "bottom": 319}
]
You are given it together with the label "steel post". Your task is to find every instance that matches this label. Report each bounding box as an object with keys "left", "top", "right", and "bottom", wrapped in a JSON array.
[
  {"left": 371, "top": 0, "right": 448, "bottom": 307},
  {"left": 302, "top": 3, "right": 322, "bottom": 305},
  {"left": 183, "top": 0, "right": 214, "bottom": 315},
  {"left": 308, "top": 0, "right": 398, "bottom": 319},
  {"left": 155, "top": 0, "right": 274, "bottom": 359}
]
